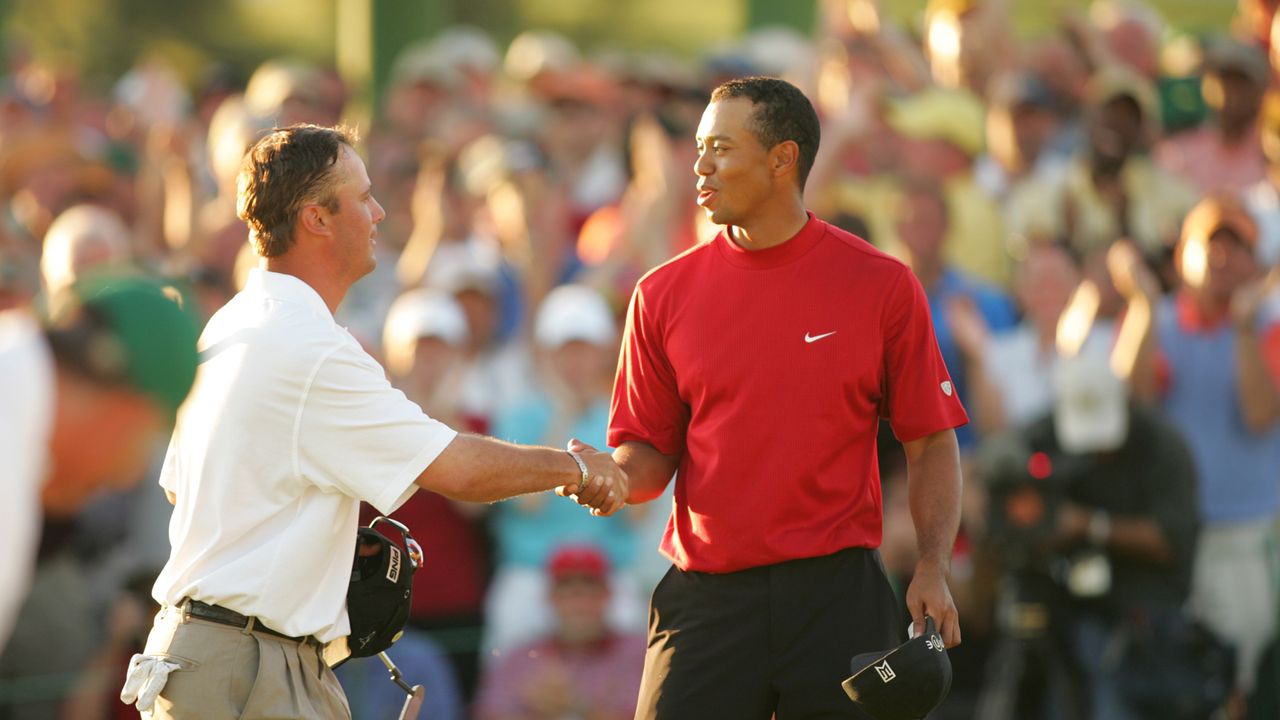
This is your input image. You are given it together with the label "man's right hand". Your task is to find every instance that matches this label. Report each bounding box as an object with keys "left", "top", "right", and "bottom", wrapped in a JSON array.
[{"left": 557, "top": 438, "right": 629, "bottom": 517}]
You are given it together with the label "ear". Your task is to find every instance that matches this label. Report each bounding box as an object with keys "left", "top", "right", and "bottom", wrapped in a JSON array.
[
  {"left": 297, "top": 203, "right": 331, "bottom": 237},
  {"left": 770, "top": 140, "right": 799, "bottom": 181}
]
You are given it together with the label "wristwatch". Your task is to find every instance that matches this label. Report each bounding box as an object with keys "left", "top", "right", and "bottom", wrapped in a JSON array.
[
  {"left": 1087, "top": 510, "right": 1111, "bottom": 547},
  {"left": 566, "top": 448, "right": 590, "bottom": 491}
]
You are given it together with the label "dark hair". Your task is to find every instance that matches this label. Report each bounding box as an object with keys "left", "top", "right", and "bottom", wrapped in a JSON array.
[
  {"left": 710, "top": 76, "right": 820, "bottom": 189},
  {"left": 236, "top": 124, "right": 357, "bottom": 257}
]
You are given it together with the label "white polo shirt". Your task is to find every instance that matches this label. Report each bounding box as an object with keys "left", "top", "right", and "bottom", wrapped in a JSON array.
[{"left": 152, "top": 269, "right": 457, "bottom": 642}]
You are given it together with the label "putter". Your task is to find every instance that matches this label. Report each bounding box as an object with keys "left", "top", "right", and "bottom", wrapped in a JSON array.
[{"left": 379, "top": 651, "right": 426, "bottom": 720}]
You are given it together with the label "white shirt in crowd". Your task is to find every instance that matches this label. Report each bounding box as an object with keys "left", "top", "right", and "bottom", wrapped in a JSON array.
[
  {"left": 0, "top": 311, "right": 55, "bottom": 650},
  {"left": 152, "top": 269, "right": 457, "bottom": 643}
]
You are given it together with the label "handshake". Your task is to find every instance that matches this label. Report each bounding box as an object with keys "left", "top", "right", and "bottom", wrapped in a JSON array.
[{"left": 556, "top": 438, "right": 629, "bottom": 517}]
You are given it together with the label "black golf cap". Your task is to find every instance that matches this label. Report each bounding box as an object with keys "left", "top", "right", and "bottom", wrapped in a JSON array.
[{"left": 841, "top": 616, "right": 952, "bottom": 720}]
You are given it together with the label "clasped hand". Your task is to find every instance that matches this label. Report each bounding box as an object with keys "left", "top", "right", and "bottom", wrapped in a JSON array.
[{"left": 556, "top": 438, "right": 629, "bottom": 517}]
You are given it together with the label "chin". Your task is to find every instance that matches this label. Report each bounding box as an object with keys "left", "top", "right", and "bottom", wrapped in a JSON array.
[{"left": 706, "top": 207, "right": 735, "bottom": 227}]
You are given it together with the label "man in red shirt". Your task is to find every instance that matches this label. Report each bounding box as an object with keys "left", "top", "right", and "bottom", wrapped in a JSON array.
[{"left": 604, "top": 77, "right": 967, "bottom": 718}]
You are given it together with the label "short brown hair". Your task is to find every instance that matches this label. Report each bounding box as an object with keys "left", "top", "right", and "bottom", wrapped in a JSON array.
[{"left": 236, "top": 124, "right": 357, "bottom": 257}]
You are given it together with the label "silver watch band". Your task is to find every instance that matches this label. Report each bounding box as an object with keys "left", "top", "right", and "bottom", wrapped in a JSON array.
[{"left": 566, "top": 449, "right": 590, "bottom": 488}]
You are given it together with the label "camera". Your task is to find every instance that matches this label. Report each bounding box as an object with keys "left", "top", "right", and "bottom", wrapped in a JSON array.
[{"left": 980, "top": 431, "right": 1092, "bottom": 574}]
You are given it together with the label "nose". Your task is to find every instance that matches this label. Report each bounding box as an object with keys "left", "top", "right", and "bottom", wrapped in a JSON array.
[
  {"left": 372, "top": 196, "right": 387, "bottom": 224},
  {"left": 694, "top": 149, "right": 713, "bottom": 177}
]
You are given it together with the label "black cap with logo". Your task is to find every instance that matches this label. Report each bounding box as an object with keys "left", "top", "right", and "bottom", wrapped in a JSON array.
[
  {"left": 343, "top": 516, "right": 422, "bottom": 662},
  {"left": 841, "top": 616, "right": 952, "bottom": 720}
]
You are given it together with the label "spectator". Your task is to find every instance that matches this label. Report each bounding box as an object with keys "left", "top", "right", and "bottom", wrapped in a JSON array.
[
  {"left": 38, "top": 204, "right": 135, "bottom": 301},
  {"left": 1131, "top": 191, "right": 1280, "bottom": 711},
  {"left": 1243, "top": 87, "right": 1280, "bottom": 268},
  {"left": 424, "top": 244, "right": 534, "bottom": 434},
  {"left": 484, "top": 285, "right": 647, "bottom": 661},
  {"left": 1006, "top": 64, "right": 1197, "bottom": 259},
  {"left": 976, "top": 352, "right": 1200, "bottom": 720},
  {"left": 0, "top": 278, "right": 198, "bottom": 717},
  {"left": 921, "top": 0, "right": 1015, "bottom": 98},
  {"left": 977, "top": 72, "right": 1073, "bottom": 205},
  {"left": 951, "top": 242, "right": 1085, "bottom": 436},
  {"left": 892, "top": 174, "right": 1017, "bottom": 446},
  {"left": 473, "top": 544, "right": 646, "bottom": 720},
  {"left": 886, "top": 86, "right": 1013, "bottom": 288},
  {"left": 375, "top": 288, "right": 490, "bottom": 700},
  {"left": 1157, "top": 37, "right": 1270, "bottom": 194}
]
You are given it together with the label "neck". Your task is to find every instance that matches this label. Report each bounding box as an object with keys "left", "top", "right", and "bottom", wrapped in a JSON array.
[
  {"left": 727, "top": 201, "right": 809, "bottom": 251},
  {"left": 1219, "top": 117, "right": 1254, "bottom": 145},
  {"left": 1089, "top": 154, "right": 1124, "bottom": 182},
  {"left": 1193, "top": 290, "right": 1231, "bottom": 321},
  {"left": 262, "top": 254, "right": 348, "bottom": 315}
]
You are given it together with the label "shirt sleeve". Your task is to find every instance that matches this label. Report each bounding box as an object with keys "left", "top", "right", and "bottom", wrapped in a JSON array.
[
  {"left": 1262, "top": 318, "right": 1280, "bottom": 389},
  {"left": 607, "top": 283, "right": 689, "bottom": 455},
  {"left": 296, "top": 340, "right": 457, "bottom": 515},
  {"left": 881, "top": 268, "right": 970, "bottom": 442}
]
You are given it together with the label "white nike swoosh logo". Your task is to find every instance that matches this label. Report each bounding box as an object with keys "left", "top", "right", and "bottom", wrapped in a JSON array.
[{"left": 804, "top": 331, "right": 837, "bottom": 343}]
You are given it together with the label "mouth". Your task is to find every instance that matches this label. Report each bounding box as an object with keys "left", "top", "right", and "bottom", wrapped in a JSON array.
[{"left": 696, "top": 188, "right": 717, "bottom": 207}]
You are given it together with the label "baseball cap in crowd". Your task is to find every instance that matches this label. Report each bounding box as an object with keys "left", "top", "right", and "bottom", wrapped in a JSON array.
[
  {"left": 547, "top": 544, "right": 609, "bottom": 582},
  {"left": 842, "top": 616, "right": 952, "bottom": 720},
  {"left": 1180, "top": 191, "right": 1259, "bottom": 249},
  {"left": 885, "top": 87, "right": 986, "bottom": 157},
  {"left": 504, "top": 29, "right": 579, "bottom": 84},
  {"left": 991, "top": 72, "right": 1063, "bottom": 114},
  {"left": 1202, "top": 36, "right": 1270, "bottom": 88},
  {"left": 1085, "top": 64, "right": 1159, "bottom": 128},
  {"left": 1052, "top": 352, "right": 1128, "bottom": 454},
  {"left": 424, "top": 243, "right": 503, "bottom": 298},
  {"left": 384, "top": 289, "right": 468, "bottom": 347},
  {"left": 534, "top": 284, "right": 616, "bottom": 349},
  {"left": 390, "top": 42, "right": 461, "bottom": 89},
  {"left": 46, "top": 277, "right": 200, "bottom": 419},
  {"left": 429, "top": 26, "right": 501, "bottom": 77}
]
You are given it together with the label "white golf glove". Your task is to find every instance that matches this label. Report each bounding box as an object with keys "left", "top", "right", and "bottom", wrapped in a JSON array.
[{"left": 119, "top": 653, "right": 182, "bottom": 714}]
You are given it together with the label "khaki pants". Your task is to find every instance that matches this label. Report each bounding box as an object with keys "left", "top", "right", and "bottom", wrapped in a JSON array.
[{"left": 140, "top": 604, "right": 351, "bottom": 719}]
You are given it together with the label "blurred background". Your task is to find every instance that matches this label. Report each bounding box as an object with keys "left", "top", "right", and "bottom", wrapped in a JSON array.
[{"left": 7, "top": 0, "right": 1280, "bottom": 719}]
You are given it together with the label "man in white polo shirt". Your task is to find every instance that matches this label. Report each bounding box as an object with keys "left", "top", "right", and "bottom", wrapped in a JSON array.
[{"left": 124, "top": 124, "right": 627, "bottom": 719}]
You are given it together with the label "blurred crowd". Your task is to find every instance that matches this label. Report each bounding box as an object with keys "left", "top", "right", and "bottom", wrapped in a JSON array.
[{"left": 4, "top": 0, "right": 1280, "bottom": 718}]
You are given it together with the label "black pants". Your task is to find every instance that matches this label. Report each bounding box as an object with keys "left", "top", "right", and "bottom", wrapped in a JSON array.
[{"left": 635, "top": 547, "right": 903, "bottom": 720}]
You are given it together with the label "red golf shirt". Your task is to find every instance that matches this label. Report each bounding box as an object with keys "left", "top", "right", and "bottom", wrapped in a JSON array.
[{"left": 609, "top": 214, "right": 968, "bottom": 573}]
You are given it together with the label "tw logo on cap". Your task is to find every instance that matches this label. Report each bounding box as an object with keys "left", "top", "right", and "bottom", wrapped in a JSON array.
[{"left": 874, "top": 661, "right": 896, "bottom": 683}]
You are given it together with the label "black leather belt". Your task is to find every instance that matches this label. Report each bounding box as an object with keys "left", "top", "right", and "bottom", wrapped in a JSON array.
[{"left": 183, "top": 599, "right": 313, "bottom": 644}]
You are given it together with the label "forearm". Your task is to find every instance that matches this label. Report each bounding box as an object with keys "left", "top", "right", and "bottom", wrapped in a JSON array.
[
  {"left": 960, "top": 355, "right": 1008, "bottom": 437},
  {"left": 1113, "top": 297, "right": 1158, "bottom": 400},
  {"left": 1235, "top": 330, "right": 1280, "bottom": 431},
  {"left": 416, "top": 434, "right": 581, "bottom": 503},
  {"left": 1101, "top": 514, "right": 1177, "bottom": 567},
  {"left": 614, "top": 441, "right": 679, "bottom": 504},
  {"left": 903, "top": 430, "right": 963, "bottom": 569}
]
